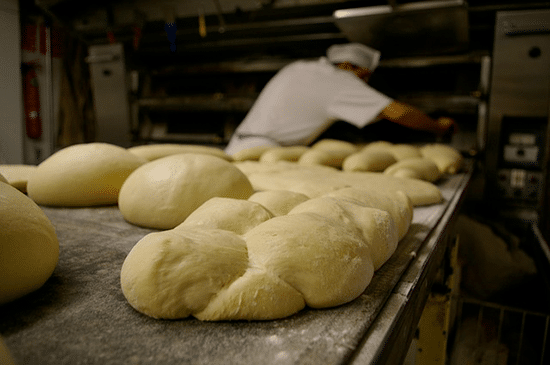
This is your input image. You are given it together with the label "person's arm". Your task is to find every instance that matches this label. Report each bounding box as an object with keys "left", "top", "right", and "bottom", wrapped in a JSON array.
[{"left": 378, "top": 100, "right": 456, "bottom": 136}]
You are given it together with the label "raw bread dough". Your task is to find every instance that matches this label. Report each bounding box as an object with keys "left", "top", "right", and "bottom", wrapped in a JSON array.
[
  {"left": 342, "top": 150, "right": 397, "bottom": 172},
  {"left": 248, "top": 190, "right": 310, "bottom": 216},
  {"left": 195, "top": 267, "right": 306, "bottom": 321},
  {"left": 420, "top": 143, "right": 463, "bottom": 174},
  {"left": 244, "top": 212, "right": 374, "bottom": 308},
  {"left": 384, "top": 157, "right": 442, "bottom": 182},
  {"left": 259, "top": 146, "right": 309, "bottom": 163},
  {"left": 0, "top": 173, "right": 7, "bottom": 184},
  {"left": 288, "top": 198, "right": 397, "bottom": 271},
  {"left": 235, "top": 161, "right": 442, "bottom": 206},
  {"left": 0, "top": 164, "right": 37, "bottom": 193},
  {"left": 120, "top": 186, "right": 409, "bottom": 320},
  {"left": 232, "top": 145, "right": 273, "bottom": 161},
  {"left": 0, "top": 182, "right": 59, "bottom": 304},
  {"left": 118, "top": 153, "right": 254, "bottom": 229},
  {"left": 298, "top": 139, "right": 357, "bottom": 168},
  {"left": 323, "top": 187, "right": 412, "bottom": 240},
  {"left": 388, "top": 144, "right": 422, "bottom": 161},
  {"left": 120, "top": 228, "right": 249, "bottom": 319},
  {"left": 175, "top": 197, "right": 272, "bottom": 235},
  {"left": 128, "top": 143, "right": 232, "bottom": 162},
  {"left": 27, "top": 143, "right": 147, "bottom": 206},
  {"left": 311, "top": 139, "right": 358, "bottom": 153}
]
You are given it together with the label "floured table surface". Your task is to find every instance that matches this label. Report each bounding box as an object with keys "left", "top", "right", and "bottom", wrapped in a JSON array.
[{"left": 0, "top": 164, "right": 472, "bottom": 365}]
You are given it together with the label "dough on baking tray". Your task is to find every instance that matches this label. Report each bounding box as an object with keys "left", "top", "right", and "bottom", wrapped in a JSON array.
[
  {"left": 0, "top": 173, "right": 7, "bottom": 184},
  {"left": 128, "top": 143, "right": 232, "bottom": 162},
  {"left": 342, "top": 149, "right": 397, "bottom": 172},
  {"left": 234, "top": 161, "right": 442, "bottom": 206},
  {"left": 27, "top": 143, "right": 147, "bottom": 206},
  {"left": 0, "top": 182, "right": 59, "bottom": 304},
  {"left": 384, "top": 157, "right": 442, "bottom": 182},
  {"left": 232, "top": 145, "right": 273, "bottom": 161},
  {"left": 420, "top": 143, "right": 463, "bottom": 174},
  {"left": 247, "top": 190, "right": 310, "bottom": 216},
  {"left": 0, "top": 165, "right": 36, "bottom": 193},
  {"left": 298, "top": 139, "right": 357, "bottom": 168},
  {"left": 259, "top": 146, "right": 309, "bottom": 163},
  {"left": 120, "top": 185, "right": 412, "bottom": 321},
  {"left": 118, "top": 153, "right": 254, "bottom": 230}
]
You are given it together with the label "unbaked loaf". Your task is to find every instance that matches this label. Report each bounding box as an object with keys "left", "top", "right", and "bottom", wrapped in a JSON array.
[
  {"left": 128, "top": 143, "right": 232, "bottom": 162},
  {"left": 342, "top": 149, "right": 397, "bottom": 172},
  {"left": 384, "top": 157, "right": 442, "bottom": 182},
  {"left": 235, "top": 161, "right": 442, "bottom": 206},
  {"left": 298, "top": 139, "right": 357, "bottom": 168},
  {"left": 0, "top": 182, "right": 59, "bottom": 304},
  {"left": 420, "top": 143, "right": 463, "bottom": 174},
  {"left": 120, "top": 186, "right": 413, "bottom": 321},
  {"left": 27, "top": 143, "right": 147, "bottom": 206},
  {"left": 259, "top": 146, "right": 309, "bottom": 163},
  {"left": 118, "top": 153, "right": 254, "bottom": 229}
]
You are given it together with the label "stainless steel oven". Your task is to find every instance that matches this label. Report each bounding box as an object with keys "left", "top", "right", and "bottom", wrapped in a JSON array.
[{"left": 485, "top": 9, "right": 550, "bottom": 220}]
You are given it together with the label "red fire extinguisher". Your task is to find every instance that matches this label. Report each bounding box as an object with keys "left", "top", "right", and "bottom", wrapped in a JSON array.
[{"left": 22, "top": 63, "right": 42, "bottom": 140}]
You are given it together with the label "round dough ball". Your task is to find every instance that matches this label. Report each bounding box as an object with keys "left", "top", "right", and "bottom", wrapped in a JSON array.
[
  {"left": 27, "top": 143, "right": 147, "bottom": 206},
  {"left": 0, "top": 183, "right": 59, "bottom": 304},
  {"left": 128, "top": 144, "right": 232, "bottom": 162},
  {"left": 119, "top": 153, "right": 254, "bottom": 229}
]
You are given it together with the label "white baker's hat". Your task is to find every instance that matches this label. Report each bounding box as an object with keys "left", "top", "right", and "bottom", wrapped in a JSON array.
[{"left": 326, "top": 43, "right": 381, "bottom": 71}]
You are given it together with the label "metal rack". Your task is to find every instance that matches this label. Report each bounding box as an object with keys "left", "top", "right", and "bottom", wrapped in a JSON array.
[{"left": 452, "top": 297, "right": 550, "bottom": 365}]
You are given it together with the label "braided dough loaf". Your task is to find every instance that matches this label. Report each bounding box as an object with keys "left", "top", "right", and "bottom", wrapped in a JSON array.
[{"left": 120, "top": 187, "right": 413, "bottom": 320}]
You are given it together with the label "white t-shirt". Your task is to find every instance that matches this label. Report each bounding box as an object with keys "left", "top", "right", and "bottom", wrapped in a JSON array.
[{"left": 225, "top": 57, "right": 392, "bottom": 155}]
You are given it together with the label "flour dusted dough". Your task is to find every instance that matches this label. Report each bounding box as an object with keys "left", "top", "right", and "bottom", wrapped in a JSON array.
[
  {"left": 121, "top": 184, "right": 410, "bottom": 320},
  {"left": 128, "top": 143, "right": 232, "bottom": 162},
  {"left": 323, "top": 188, "right": 412, "bottom": 240},
  {"left": 248, "top": 190, "right": 310, "bottom": 216},
  {"left": 0, "top": 182, "right": 59, "bottom": 304},
  {"left": 118, "top": 153, "right": 254, "bottom": 229},
  {"left": 175, "top": 197, "right": 272, "bottom": 235},
  {"left": 384, "top": 157, "right": 442, "bottom": 182},
  {"left": 27, "top": 143, "right": 146, "bottom": 206},
  {"left": 120, "top": 229, "right": 249, "bottom": 319},
  {"left": 0, "top": 165, "right": 36, "bottom": 193}
]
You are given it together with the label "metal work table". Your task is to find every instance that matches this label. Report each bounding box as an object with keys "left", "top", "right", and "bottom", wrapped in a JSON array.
[{"left": 1, "top": 164, "right": 472, "bottom": 365}]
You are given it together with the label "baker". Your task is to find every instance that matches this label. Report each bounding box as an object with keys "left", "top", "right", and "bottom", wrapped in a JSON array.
[{"left": 225, "top": 42, "right": 456, "bottom": 155}]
